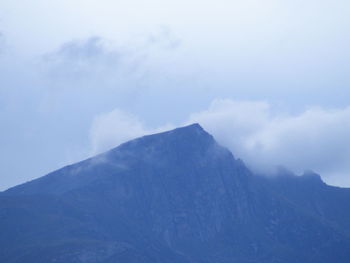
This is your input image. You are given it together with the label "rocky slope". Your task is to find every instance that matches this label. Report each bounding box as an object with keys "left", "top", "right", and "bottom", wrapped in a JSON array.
[{"left": 1, "top": 124, "right": 350, "bottom": 262}]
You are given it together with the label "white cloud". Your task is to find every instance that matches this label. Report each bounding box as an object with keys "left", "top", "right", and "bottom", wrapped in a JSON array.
[
  {"left": 187, "top": 99, "right": 350, "bottom": 186},
  {"left": 89, "top": 109, "right": 147, "bottom": 154},
  {"left": 89, "top": 109, "right": 172, "bottom": 155},
  {"left": 89, "top": 99, "right": 350, "bottom": 186},
  {"left": 2, "top": 0, "right": 350, "bottom": 190}
]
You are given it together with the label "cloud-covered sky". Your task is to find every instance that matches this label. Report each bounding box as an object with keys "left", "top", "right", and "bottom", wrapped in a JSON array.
[{"left": 1, "top": 0, "right": 350, "bottom": 190}]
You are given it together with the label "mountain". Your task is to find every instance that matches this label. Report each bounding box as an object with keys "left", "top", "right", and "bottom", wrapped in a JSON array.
[{"left": 1, "top": 123, "right": 350, "bottom": 263}]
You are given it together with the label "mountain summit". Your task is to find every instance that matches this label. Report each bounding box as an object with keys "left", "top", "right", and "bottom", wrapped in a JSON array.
[
  {"left": 5, "top": 123, "right": 226, "bottom": 196},
  {"left": 1, "top": 124, "right": 350, "bottom": 263}
]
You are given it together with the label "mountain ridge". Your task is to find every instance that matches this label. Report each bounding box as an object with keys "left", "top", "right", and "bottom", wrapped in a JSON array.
[
  {"left": 4, "top": 123, "right": 225, "bottom": 196},
  {"left": 1, "top": 124, "right": 350, "bottom": 263}
]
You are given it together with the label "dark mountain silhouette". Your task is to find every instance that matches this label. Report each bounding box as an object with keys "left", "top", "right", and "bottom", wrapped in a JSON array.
[{"left": 1, "top": 124, "right": 350, "bottom": 262}]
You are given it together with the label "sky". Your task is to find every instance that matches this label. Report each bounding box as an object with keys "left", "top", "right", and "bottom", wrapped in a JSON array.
[{"left": 1, "top": 0, "right": 350, "bottom": 190}]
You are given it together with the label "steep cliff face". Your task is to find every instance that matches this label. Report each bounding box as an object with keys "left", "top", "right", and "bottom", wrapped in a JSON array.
[{"left": 1, "top": 124, "right": 350, "bottom": 263}]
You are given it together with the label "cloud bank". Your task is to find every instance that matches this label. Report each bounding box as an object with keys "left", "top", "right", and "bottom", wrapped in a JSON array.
[
  {"left": 188, "top": 99, "right": 350, "bottom": 185},
  {"left": 91, "top": 99, "right": 350, "bottom": 186},
  {"left": 90, "top": 109, "right": 147, "bottom": 154},
  {"left": 90, "top": 109, "right": 172, "bottom": 154}
]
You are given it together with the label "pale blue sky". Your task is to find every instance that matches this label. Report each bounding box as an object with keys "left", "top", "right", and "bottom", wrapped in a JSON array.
[{"left": 1, "top": 0, "right": 350, "bottom": 189}]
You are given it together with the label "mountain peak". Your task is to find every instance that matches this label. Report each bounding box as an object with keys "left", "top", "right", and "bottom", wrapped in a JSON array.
[
  {"left": 3, "top": 124, "right": 350, "bottom": 263},
  {"left": 162, "top": 123, "right": 209, "bottom": 140},
  {"left": 115, "top": 123, "right": 215, "bottom": 154},
  {"left": 178, "top": 122, "right": 203, "bottom": 130},
  {"left": 154, "top": 123, "right": 205, "bottom": 137},
  {"left": 5, "top": 123, "right": 231, "bottom": 195},
  {"left": 301, "top": 170, "right": 324, "bottom": 184}
]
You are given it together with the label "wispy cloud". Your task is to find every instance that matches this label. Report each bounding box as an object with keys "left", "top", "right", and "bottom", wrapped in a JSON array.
[{"left": 0, "top": 29, "right": 182, "bottom": 190}]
